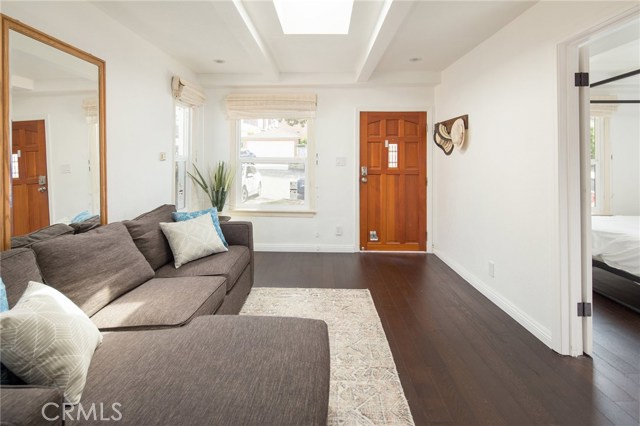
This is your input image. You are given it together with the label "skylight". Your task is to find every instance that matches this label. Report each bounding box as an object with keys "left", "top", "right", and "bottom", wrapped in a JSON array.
[{"left": 273, "top": 0, "right": 354, "bottom": 35}]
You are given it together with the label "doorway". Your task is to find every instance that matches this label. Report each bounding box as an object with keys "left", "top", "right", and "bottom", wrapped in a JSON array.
[
  {"left": 359, "top": 111, "right": 427, "bottom": 251},
  {"left": 11, "top": 120, "right": 50, "bottom": 236},
  {"left": 557, "top": 8, "right": 639, "bottom": 357}
]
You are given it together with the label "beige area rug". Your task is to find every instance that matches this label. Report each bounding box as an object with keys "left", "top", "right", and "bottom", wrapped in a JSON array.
[{"left": 240, "top": 288, "right": 415, "bottom": 426}]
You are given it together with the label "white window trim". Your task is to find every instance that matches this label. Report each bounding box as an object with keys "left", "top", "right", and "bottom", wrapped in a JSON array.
[
  {"left": 229, "top": 119, "right": 316, "bottom": 216},
  {"left": 590, "top": 116, "right": 612, "bottom": 215}
]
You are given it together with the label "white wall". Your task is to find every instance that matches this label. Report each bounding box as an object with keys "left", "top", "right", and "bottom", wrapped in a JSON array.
[
  {"left": 3, "top": 1, "right": 198, "bottom": 221},
  {"left": 201, "top": 86, "right": 433, "bottom": 252},
  {"left": 433, "top": 1, "right": 638, "bottom": 350},
  {"left": 12, "top": 93, "right": 94, "bottom": 222},
  {"left": 610, "top": 104, "right": 640, "bottom": 215}
]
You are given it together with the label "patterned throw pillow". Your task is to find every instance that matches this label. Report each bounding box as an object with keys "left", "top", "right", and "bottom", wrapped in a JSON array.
[
  {"left": 172, "top": 208, "right": 228, "bottom": 247},
  {"left": 0, "top": 281, "right": 103, "bottom": 404},
  {"left": 160, "top": 213, "right": 228, "bottom": 268}
]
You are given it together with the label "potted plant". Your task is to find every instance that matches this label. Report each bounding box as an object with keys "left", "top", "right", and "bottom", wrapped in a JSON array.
[{"left": 188, "top": 161, "right": 234, "bottom": 220}]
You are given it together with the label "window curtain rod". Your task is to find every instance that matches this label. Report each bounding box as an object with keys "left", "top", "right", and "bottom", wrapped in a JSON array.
[{"left": 590, "top": 69, "right": 640, "bottom": 88}]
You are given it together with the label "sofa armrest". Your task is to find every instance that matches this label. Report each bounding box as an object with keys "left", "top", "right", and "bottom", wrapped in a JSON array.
[
  {"left": 220, "top": 221, "right": 253, "bottom": 250},
  {"left": 0, "top": 385, "right": 64, "bottom": 425},
  {"left": 220, "top": 221, "right": 254, "bottom": 285}
]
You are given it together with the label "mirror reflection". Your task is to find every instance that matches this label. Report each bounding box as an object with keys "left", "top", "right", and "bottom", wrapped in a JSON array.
[{"left": 9, "top": 29, "right": 101, "bottom": 237}]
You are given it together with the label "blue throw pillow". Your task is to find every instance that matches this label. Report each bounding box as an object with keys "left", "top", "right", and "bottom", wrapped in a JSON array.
[
  {"left": 172, "top": 208, "right": 228, "bottom": 247},
  {"left": 0, "top": 277, "right": 8, "bottom": 312},
  {"left": 71, "top": 210, "right": 94, "bottom": 223}
]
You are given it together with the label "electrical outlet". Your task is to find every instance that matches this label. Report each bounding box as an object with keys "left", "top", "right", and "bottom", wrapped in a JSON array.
[
  {"left": 315, "top": 232, "right": 320, "bottom": 238},
  {"left": 336, "top": 225, "right": 343, "bottom": 236},
  {"left": 488, "top": 261, "right": 495, "bottom": 278}
]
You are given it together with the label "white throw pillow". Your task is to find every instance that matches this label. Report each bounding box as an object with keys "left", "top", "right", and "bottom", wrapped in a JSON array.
[
  {"left": 160, "top": 213, "right": 228, "bottom": 268},
  {"left": 0, "top": 281, "right": 103, "bottom": 404}
]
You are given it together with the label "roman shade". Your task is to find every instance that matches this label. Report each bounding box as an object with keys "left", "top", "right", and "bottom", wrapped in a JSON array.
[
  {"left": 172, "top": 76, "right": 206, "bottom": 107},
  {"left": 590, "top": 96, "right": 619, "bottom": 117},
  {"left": 225, "top": 93, "right": 317, "bottom": 119}
]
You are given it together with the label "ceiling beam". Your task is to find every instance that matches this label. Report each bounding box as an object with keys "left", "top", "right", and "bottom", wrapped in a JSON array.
[
  {"left": 356, "top": 0, "right": 415, "bottom": 83},
  {"left": 211, "top": 0, "right": 280, "bottom": 81}
]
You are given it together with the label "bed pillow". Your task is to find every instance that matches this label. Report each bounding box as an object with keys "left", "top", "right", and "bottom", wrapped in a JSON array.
[
  {"left": 172, "top": 207, "right": 228, "bottom": 247},
  {"left": 160, "top": 214, "right": 227, "bottom": 268},
  {"left": 0, "top": 282, "right": 103, "bottom": 404}
]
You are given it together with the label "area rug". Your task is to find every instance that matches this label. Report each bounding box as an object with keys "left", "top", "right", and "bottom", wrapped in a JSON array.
[{"left": 240, "top": 288, "right": 415, "bottom": 426}]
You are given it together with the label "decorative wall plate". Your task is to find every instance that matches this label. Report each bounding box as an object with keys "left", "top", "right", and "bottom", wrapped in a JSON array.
[
  {"left": 434, "top": 132, "right": 453, "bottom": 155},
  {"left": 451, "top": 118, "right": 466, "bottom": 147}
]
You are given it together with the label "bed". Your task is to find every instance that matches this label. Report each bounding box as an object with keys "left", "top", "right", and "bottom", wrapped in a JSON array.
[{"left": 591, "top": 215, "right": 640, "bottom": 313}]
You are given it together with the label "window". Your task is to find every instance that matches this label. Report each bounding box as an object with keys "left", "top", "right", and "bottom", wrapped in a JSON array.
[
  {"left": 174, "top": 103, "right": 191, "bottom": 210},
  {"left": 233, "top": 118, "right": 314, "bottom": 213},
  {"left": 590, "top": 116, "right": 611, "bottom": 215}
]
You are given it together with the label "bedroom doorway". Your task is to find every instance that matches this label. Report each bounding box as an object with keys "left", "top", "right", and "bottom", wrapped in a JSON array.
[
  {"left": 557, "top": 7, "right": 639, "bottom": 357},
  {"left": 586, "top": 17, "right": 640, "bottom": 338}
]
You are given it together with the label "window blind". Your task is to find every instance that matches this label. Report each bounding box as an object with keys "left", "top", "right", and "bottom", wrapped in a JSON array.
[
  {"left": 172, "top": 76, "right": 206, "bottom": 107},
  {"left": 225, "top": 93, "right": 317, "bottom": 119}
]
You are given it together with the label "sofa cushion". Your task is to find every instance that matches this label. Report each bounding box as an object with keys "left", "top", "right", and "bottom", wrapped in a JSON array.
[
  {"left": 155, "top": 246, "right": 250, "bottom": 292},
  {"left": 0, "top": 282, "right": 103, "bottom": 404},
  {"left": 69, "top": 215, "right": 101, "bottom": 234},
  {"left": 159, "top": 214, "right": 227, "bottom": 268},
  {"left": 1, "top": 386, "right": 64, "bottom": 426},
  {"left": 0, "top": 248, "right": 43, "bottom": 308},
  {"left": 90, "top": 276, "right": 226, "bottom": 331},
  {"left": 76, "top": 316, "right": 330, "bottom": 426},
  {"left": 123, "top": 204, "right": 176, "bottom": 270},
  {"left": 31, "top": 223, "right": 155, "bottom": 316},
  {"left": 10, "top": 223, "right": 74, "bottom": 249}
]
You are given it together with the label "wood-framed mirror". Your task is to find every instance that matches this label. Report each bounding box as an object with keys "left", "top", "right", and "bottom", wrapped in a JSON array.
[{"left": 1, "top": 14, "right": 107, "bottom": 250}]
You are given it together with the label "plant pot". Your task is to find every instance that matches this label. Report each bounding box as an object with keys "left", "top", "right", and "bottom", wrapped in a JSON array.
[{"left": 219, "top": 215, "right": 231, "bottom": 222}]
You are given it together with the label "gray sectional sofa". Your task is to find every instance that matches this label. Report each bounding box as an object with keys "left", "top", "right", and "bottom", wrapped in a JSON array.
[{"left": 0, "top": 205, "right": 330, "bottom": 425}]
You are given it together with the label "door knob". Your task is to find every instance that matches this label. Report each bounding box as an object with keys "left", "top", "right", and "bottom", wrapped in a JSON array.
[
  {"left": 38, "top": 186, "right": 47, "bottom": 192},
  {"left": 361, "top": 177, "right": 367, "bottom": 183}
]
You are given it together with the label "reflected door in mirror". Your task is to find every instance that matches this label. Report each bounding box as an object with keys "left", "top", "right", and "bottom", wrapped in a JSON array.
[{"left": 11, "top": 120, "right": 50, "bottom": 236}]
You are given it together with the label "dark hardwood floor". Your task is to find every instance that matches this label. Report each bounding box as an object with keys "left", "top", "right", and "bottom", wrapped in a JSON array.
[{"left": 254, "top": 252, "right": 640, "bottom": 426}]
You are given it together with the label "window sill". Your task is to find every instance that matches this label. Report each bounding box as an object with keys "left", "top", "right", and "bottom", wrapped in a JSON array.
[{"left": 229, "top": 209, "right": 316, "bottom": 218}]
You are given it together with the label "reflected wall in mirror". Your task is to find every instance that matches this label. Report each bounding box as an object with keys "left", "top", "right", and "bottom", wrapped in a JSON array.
[{"left": 1, "top": 15, "right": 107, "bottom": 250}]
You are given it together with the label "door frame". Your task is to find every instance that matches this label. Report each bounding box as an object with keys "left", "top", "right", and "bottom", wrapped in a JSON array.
[
  {"left": 354, "top": 106, "right": 434, "bottom": 253},
  {"left": 555, "top": 6, "right": 639, "bottom": 356}
]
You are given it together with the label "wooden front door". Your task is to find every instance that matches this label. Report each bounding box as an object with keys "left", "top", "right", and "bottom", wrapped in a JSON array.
[
  {"left": 11, "top": 120, "right": 50, "bottom": 236},
  {"left": 359, "top": 112, "right": 426, "bottom": 251}
]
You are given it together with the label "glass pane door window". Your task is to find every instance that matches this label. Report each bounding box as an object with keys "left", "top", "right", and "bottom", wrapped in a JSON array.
[{"left": 174, "top": 104, "right": 191, "bottom": 210}]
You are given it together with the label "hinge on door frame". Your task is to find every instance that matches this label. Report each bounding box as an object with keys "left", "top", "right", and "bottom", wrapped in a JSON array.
[
  {"left": 577, "top": 302, "right": 592, "bottom": 317},
  {"left": 574, "top": 72, "right": 589, "bottom": 87}
]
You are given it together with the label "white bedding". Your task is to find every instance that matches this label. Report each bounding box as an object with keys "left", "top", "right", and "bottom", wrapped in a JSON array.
[{"left": 591, "top": 215, "right": 640, "bottom": 277}]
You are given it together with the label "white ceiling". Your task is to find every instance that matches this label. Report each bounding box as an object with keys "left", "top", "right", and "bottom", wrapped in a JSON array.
[
  {"left": 93, "top": 0, "right": 537, "bottom": 88},
  {"left": 10, "top": 30, "right": 98, "bottom": 96}
]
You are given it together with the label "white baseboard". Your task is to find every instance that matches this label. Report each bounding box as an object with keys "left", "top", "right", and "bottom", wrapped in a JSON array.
[
  {"left": 434, "top": 249, "right": 553, "bottom": 349},
  {"left": 255, "top": 244, "right": 357, "bottom": 253}
]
